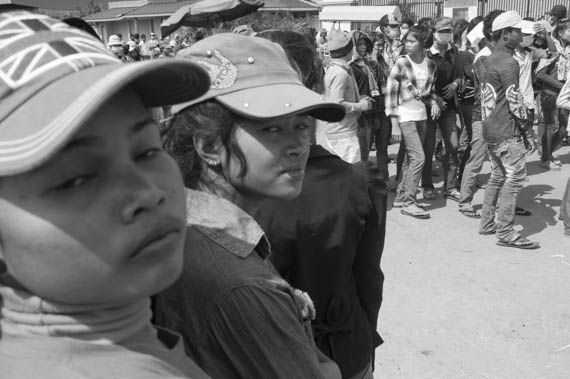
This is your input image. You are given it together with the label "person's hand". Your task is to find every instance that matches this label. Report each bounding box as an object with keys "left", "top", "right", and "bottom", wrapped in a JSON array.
[
  {"left": 431, "top": 102, "right": 441, "bottom": 120},
  {"left": 435, "top": 96, "right": 448, "bottom": 112},
  {"left": 358, "top": 96, "right": 373, "bottom": 111},
  {"left": 442, "top": 81, "right": 459, "bottom": 99},
  {"left": 390, "top": 117, "right": 402, "bottom": 144},
  {"left": 525, "top": 135, "right": 538, "bottom": 155}
]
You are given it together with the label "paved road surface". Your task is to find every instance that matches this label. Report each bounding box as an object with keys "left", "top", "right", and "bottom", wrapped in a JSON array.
[{"left": 373, "top": 144, "right": 570, "bottom": 378}]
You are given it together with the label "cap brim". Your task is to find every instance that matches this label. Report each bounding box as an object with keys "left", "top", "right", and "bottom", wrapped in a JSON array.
[
  {"left": 0, "top": 59, "right": 210, "bottom": 176},
  {"left": 173, "top": 83, "right": 346, "bottom": 122}
]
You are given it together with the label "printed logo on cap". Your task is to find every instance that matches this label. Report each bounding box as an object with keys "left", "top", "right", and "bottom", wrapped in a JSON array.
[
  {"left": 197, "top": 49, "right": 238, "bottom": 90},
  {"left": 0, "top": 12, "right": 118, "bottom": 92}
]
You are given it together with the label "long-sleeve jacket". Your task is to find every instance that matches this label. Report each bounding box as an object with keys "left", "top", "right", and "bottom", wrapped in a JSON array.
[
  {"left": 535, "top": 56, "right": 565, "bottom": 97},
  {"left": 385, "top": 55, "right": 438, "bottom": 117},
  {"left": 256, "top": 145, "right": 386, "bottom": 379}
]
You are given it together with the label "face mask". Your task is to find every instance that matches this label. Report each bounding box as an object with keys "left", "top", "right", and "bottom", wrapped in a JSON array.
[
  {"left": 386, "top": 28, "right": 399, "bottom": 40},
  {"left": 435, "top": 32, "right": 452, "bottom": 44},
  {"left": 520, "top": 35, "right": 534, "bottom": 48}
]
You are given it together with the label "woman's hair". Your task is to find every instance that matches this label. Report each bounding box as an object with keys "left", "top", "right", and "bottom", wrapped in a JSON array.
[
  {"left": 401, "top": 18, "right": 415, "bottom": 28},
  {"left": 406, "top": 25, "right": 433, "bottom": 49},
  {"left": 452, "top": 18, "right": 470, "bottom": 45},
  {"left": 256, "top": 30, "right": 317, "bottom": 89},
  {"left": 163, "top": 100, "right": 249, "bottom": 189},
  {"left": 553, "top": 20, "right": 570, "bottom": 41},
  {"left": 483, "top": 10, "right": 504, "bottom": 41}
]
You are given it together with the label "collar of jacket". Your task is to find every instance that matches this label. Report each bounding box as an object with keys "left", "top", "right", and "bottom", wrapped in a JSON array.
[
  {"left": 185, "top": 188, "right": 269, "bottom": 259},
  {"left": 429, "top": 43, "right": 453, "bottom": 56}
]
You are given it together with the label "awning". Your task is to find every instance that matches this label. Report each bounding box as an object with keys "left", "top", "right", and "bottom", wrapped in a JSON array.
[{"left": 319, "top": 5, "right": 400, "bottom": 22}]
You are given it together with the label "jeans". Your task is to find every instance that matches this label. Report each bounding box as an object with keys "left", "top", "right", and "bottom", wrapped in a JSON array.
[
  {"left": 459, "top": 121, "right": 487, "bottom": 210},
  {"left": 458, "top": 101, "right": 474, "bottom": 182},
  {"left": 422, "top": 108, "right": 460, "bottom": 193},
  {"left": 372, "top": 111, "right": 391, "bottom": 182},
  {"left": 357, "top": 114, "right": 372, "bottom": 161},
  {"left": 396, "top": 120, "right": 427, "bottom": 205},
  {"left": 562, "top": 176, "right": 570, "bottom": 234},
  {"left": 329, "top": 134, "right": 361, "bottom": 164},
  {"left": 541, "top": 93, "right": 568, "bottom": 162},
  {"left": 480, "top": 138, "right": 527, "bottom": 241}
]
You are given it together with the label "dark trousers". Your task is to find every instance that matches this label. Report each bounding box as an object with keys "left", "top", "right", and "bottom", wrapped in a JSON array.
[
  {"left": 422, "top": 107, "right": 460, "bottom": 193},
  {"left": 372, "top": 111, "right": 391, "bottom": 182}
]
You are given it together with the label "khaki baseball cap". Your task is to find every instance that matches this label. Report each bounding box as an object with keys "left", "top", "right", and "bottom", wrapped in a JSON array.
[
  {"left": 0, "top": 11, "right": 210, "bottom": 176},
  {"left": 172, "top": 33, "right": 345, "bottom": 122}
]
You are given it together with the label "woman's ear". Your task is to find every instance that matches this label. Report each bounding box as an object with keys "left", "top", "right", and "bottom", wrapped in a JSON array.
[{"left": 193, "top": 134, "right": 224, "bottom": 168}]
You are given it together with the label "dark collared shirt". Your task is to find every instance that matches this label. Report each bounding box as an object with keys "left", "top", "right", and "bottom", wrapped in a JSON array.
[{"left": 153, "top": 189, "right": 326, "bottom": 379}]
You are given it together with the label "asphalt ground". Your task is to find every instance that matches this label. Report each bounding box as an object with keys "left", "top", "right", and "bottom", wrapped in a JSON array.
[{"left": 373, "top": 144, "right": 570, "bottom": 378}]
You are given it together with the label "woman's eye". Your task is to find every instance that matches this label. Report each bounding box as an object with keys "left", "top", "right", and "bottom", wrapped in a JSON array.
[
  {"left": 296, "top": 124, "right": 310, "bottom": 130},
  {"left": 262, "top": 126, "right": 281, "bottom": 133},
  {"left": 137, "top": 147, "right": 163, "bottom": 160},
  {"left": 54, "top": 175, "right": 94, "bottom": 191}
]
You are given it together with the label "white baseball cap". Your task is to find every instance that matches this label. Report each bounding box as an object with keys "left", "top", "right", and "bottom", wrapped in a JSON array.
[{"left": 492, "top": 11, "right": 527, "bottom": 32}]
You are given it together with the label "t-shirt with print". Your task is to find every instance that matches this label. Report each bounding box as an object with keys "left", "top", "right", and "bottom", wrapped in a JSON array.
[
  {"left": 472, "top": 46, "right": 493, "bottom": 123},
  {"left": 478, "top": 46, "right": 527, "bottom": 145},
  {"left": 399, "top": 56, "right": 428, "bottom": 122}
]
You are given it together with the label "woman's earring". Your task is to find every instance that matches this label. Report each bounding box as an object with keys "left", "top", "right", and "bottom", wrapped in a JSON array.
[{"left": 207, "top": 159, "right": 221, "bottom": 168}]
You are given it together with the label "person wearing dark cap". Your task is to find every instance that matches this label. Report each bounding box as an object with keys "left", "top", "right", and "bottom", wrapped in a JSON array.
[
  {"left": 422, "top": 17, "right": 463, "bottom": 202},
  {"left": 549, "top": 4, "right": 567, "bottom": 27},
  {"left": 153, "top": 33, "right": 345, "bottom": 379},
  {"left": 477, "top": 11, "right": 539, "bottom": 249},
  {"left": 0, "top": 10, "right": 212, "bottom": 378},
  {"left": 321, "top": 29, "right": 373, "bottom": 163},
  {"left": 377, "top": 13, "right": 403, "bottom": 72}
]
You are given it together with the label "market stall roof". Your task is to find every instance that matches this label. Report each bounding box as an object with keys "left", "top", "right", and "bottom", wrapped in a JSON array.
[
  {"left": 319, "top": 5, "right": 399, "bottom": 22},
  {"left": 84, "top": 6, "right": 140, "bottom": 21}
]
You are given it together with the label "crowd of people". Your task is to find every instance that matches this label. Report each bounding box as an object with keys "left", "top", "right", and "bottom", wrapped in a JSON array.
[
  {"left": 0, "top": 4, "right": 568, "bottom": 379},
  {"left": 315, "top": 5, "right": 570, "bottom": 249}
]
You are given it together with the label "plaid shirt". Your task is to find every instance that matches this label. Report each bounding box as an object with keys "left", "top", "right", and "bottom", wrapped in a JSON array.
[{"left": 385, "top": 55, "right": 438, "bottom": 117}]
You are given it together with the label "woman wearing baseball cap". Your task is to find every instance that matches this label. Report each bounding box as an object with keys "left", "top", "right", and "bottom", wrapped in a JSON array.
[
  {"left": 0, "top": 11, "right": 212, "bottom": 378},
  {"left": 153, "top": 33, "right": 345, "bottom": 379}
]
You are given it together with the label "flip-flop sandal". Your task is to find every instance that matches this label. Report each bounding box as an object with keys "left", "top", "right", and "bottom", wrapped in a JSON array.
[
  {"left": 401, "top": 206, "right": 430, "bottom": 219},
  {"left": 496, "top": 237, "right": 540, "bottom": 249},
  {"left": 515, "top": 207, "right": 532, "bottom": 216},
  {"left": 459, "top": 209, "right": 481, "bottom": 219},
  {"left": 445, "top": 191, "right": 461, "bottom": 202},
  {"left": 423, "top": 190, "right": 436, "bottom": 200}
]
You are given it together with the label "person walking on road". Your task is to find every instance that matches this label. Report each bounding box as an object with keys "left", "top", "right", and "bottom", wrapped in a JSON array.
[{"left": 478, "top": 11, "right": 540, "bottom": 249}]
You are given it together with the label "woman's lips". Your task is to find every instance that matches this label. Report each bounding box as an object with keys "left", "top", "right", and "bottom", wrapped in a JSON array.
[{"left": 131, "top": 220, "right": 182, "bottom": 258}]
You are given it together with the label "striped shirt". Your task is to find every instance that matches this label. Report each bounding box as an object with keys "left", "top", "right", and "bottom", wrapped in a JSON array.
[{"left": 478, "top": 46, "right": 527, "bottom": 145}]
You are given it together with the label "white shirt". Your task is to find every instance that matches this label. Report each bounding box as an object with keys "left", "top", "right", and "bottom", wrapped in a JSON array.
[
  {"left": 514, "top": 48, "right": 535, "bottom": 110},
  {"left": 399, "top": 56, "right": 428, "bottom": 122}
]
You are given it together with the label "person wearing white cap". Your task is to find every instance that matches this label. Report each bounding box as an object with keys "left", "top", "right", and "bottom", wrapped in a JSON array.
[
  {"left": 321, "top": 28, "right": 373, "bottom": 163},
  {"left": 477, "top": 10, "right": 539, "bottom": 249}
]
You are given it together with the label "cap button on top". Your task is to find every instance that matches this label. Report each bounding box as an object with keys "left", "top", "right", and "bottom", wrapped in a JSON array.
[
  {"left": 206, "top": 50, "right": 213, "bottom": 57},
  {"left": 284, "top": 103, "right": 291, "bottom": 107},
  {"left": 244, "top": 102, "right": 249, "bottom": 108},
  {"left": 247, "top": 57, "right": 255, "bottom": 64}
]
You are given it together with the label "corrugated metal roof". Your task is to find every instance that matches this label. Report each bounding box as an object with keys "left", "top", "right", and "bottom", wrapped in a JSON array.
[
  {"left": 84, "top": 6, "right": 140, "bottom": 21},
  {"left": 124, "top": 0, "right": 196, "bottom": 17},
  {"left": 264, "top": 0, "right": 320, "bottom": 10}
]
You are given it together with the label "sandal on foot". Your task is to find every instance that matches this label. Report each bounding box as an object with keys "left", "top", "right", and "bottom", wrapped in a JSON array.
[
  {"left": 445, "top": 189, "right": 461, "bottom": 202},
  {"left": 401, "top": 204, "right": 430, "bottom": 219},
  {"left": 515, "top": 206, "right": 532, "bottom": 216},
  {"left": 423, "top": 189, "right": 436, "bottom": 200},
  {"left": 496, "top": 236, "right": 540, "bottom": 250},
  {"left": 459, "top": 209, "right": 481, "bottom": 219}
]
